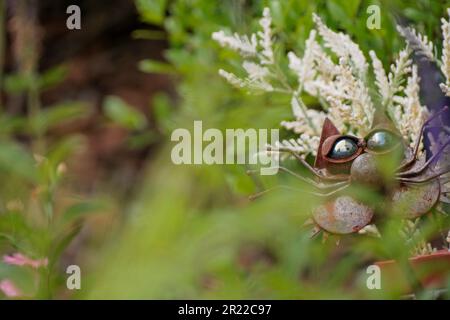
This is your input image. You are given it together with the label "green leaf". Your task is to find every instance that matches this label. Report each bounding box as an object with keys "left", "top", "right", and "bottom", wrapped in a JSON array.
[
  {"left": 135, "top": 0, "right": 168, "bottom": 25},
  {"left": 0, "top": 115, "right": 27, "bottom": 135},
  {"left": 103, "top": 96, "right": 148, "bottom": 130},
  {"left": 62, "top": 201, "right": 106, "bottom": 224},
  {"left": 0, "top": 263, "right": 37, "bottom": 295},
  {"left": 326, "top": 1, "right": 350, "bottom": 27},
  {"left": 0, "top": 140, "right": 37, "bottom": 183},
  {"left": 152, "top": 92, "right": 174, "bottom": 132},
  {"left": 339, "top": 0, "right": 361, "bottom": 18},
  {"left": 132, "top": 29, "right": 166, "bottom": 40},
  {"left": 47, "top": 135, "right": 84, "bottom": 167},
  {"left": 3, "top": 73, "right": 31, "bottom": 94},
  {"left": 3, "top": 66, "right": 67, "bottom": 94},
  {"left": 0, "top": 232, "right": 16, "bottom": 244},
  {"left": 403, "top": 8, "right": 428, "bottom": 22},
  {"left": 0, "top": 213, "right": 35, "bottom": 252},
  {"left": 49, "top": 224, "right": 83, "bottom": 269},
  {"left": 139, "top": 59, "right": 175, "bottom": 74},
  {"left": 31, "top": 101, "right": 92, "bottom": 133},
  {"left": 38, "top": 65, "right": 68, "bottom": 90},
  {"left": 127, "top": 131, "right": 159, "bottom": 149}
]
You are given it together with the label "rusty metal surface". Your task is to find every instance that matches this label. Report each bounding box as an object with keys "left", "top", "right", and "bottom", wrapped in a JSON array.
[
  {"left": 350, "top": 153, "right": 383, "bottom": 186},
  {"left": 304, "top": 114, "right": 448, "bottom": 235},
  {"left": 391, "top": 179, "right": 441, "bottom": 219},
  {"left": 312, "top": 196, "right": 374, "bottom": 234}
]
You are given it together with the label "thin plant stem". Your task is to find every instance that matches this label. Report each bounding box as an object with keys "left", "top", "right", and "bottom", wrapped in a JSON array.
[
  {"left": 17, "top": 0, "right": 45, "bottom": 153},
  {"left": 271, "top": 63, "right": 319, "bottom": 135},
  {"left": 0, "top": 0, "right": 5, "bottom": 108},
  {"left": 28, "top": 73, "right": 44, "bottom": 151},
  {"left": 293, "top": 94, "right": 319, "bottom": 135}
]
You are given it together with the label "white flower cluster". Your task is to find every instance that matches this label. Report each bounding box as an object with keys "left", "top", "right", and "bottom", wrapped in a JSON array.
[
  {"left": 390, "top": 65, "right": 428, "bottom": 148},
  {"left": 413, "top": 241, "right": 438, "bottom": 256},
  {"left": 282, "top": 14, "right": 376, "bottom": 149},
  {"left": 258, "top": 7, "right": 274, "bottom": 65},
  {"left": 212, "top": 7, "right": 274, "bottom": 93},
  {"left": 313, "top": 58, "right": 374, "bottom": 135},
  {"left": 312, "top": 14, "right": 368, "bottom": 76},
  {"left": 428, "top": 126, "right": 450, "bottom": 197},
  {"left": 370, "top": 47, "right": 427, "bottom": 149},
  {"left": 397, "top": 9, "right": 450, "bottom": 97},
  {"left": 447, "top": 230, "right": 450, "bottom": 248},
  {"left": 211, "top": 30, "right": 257, "bottom": 57},
  {"left": 218, "top": 63, "right": 273, "bottom": 92},
  {"left": 400, "top": 219, "right": 437, "bottom": 256},
  {"left": 287, "top": 31, "right": 325, "bottom": 94},
  {"left": 274, "top": 135, "right": 320, "bottom": 158},
  {"left": 281, "top": 107, "right": 326, "bottom": 137},
  {"left": 213, "top": 7, "right": 447, "bottom": 159},
  {"left": 397, "top": 25, "right": 435, "bottom": 61},
  {"left": 280, "top": 106, "right": 326, "bottom": 157},
  {"left": 370, "top": 45, "right": 427, "bottom": 147},
  {"left": 440, "top": 9, "right": 450, "bottom": 96},
  {"left": 369, "top": 51, "right": 390, "bottom": 103}
]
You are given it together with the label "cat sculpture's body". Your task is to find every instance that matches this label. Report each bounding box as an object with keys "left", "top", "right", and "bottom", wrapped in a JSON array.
[{"left": 310, "top": 112, "right": 445, "bottom": 235}]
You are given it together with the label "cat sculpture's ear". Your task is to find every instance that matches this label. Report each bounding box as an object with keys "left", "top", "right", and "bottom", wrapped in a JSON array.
[
  {"left": 370, "top": 107, "right": 400, "bottom": 134},
  {"left": 314, "top": 118, "right": 341, "bottom": 169}
]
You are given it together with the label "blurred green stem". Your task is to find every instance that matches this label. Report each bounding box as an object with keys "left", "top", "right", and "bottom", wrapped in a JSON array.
[
  {"left": 28, "top": 72, "right": 44, "bottom": 151},
  {"left": 0, "top": 0, "right": 5, "bottom": 108},
  {"left": 19, "top": 0, "right": 45, "bottom": 153}
]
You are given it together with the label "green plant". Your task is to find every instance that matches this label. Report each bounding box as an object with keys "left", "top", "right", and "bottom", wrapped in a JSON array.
[
  {"left": 0, "top": 0, "right": 104, "bottom": 299},
  {"left": 82, "top": 0, "right": 450, "bottom": 299}
]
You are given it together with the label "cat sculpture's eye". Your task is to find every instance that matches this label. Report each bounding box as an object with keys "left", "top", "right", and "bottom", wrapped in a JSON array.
[
  {"left": 327, "top": 137, "right": 359, "bottom": 160},
  {"left": 366, "top": 130, "right": 400, "bottom": 153}
]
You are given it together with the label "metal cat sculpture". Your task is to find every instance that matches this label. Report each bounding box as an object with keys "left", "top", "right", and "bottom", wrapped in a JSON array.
[
  {"left": 212, "top": 6, "right": 450, "bottom": 241},
  {"left": 250, "top": 106, "right": 450, "bottom": 238}
]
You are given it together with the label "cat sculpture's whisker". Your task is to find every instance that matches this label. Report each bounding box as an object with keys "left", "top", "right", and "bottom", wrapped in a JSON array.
[
  {"left": 397, "top": 106, "right": 449, "bottom": 172},
  {"left": 266, "top": 146, "right": 349, "bottom": 182},
  {"left": 246, "top": 167, "right": 349, "bottom": 190},
  {"left": 248, "top": 183, "right": 350, "bottom": 201},
  {"left": 397, "top": 137, "right": 450, "bottom": 177},
  {"left": 397, "top": 166, "right": 450, "bottom": 184}
]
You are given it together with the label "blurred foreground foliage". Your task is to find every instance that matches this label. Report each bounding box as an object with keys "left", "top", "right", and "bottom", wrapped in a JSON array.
[
  {"left": 84, "top": 0, "right": 450, "bottom": 299},
  {"left": 0, "top": 0, "right": 449, "bottom": 299},
  {"left": 0, "top": 0, "right": 113, "bottom": 299}
]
